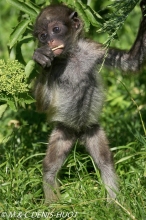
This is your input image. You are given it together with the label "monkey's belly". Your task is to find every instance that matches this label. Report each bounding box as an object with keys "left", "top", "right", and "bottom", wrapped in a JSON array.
[{"left": 47, "top": 86, "right": 103, "bottom": 130}]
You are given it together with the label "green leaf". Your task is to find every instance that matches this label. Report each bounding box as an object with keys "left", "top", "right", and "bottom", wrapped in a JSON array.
[
  {"left": 19, "top": 93, "right": 35, "bottom": 104},
  {"left": 79, "top": 3, "right": 104, "bottom": 27},
  {"left": 8, "top": 20, "right": 30, "bottom": 49},
  {"left": 116, "top": 152, "right": 145, "bottom": 164},
  {"left": 0, "top": 104, "right": 7, "bottom": 118},
  {"left": 18, "top": 35, "right": 34, "bottom": 44},
  {"left": 6, "top": 0, "right": 38, "bottom": 17},
  {"left": 24, "top": 2, "right": 40, "bottom": 15},
  {"left": 25, "top": 60, "right": 36, "bottom": 78},
  {"left": 7, "top": 100, "right": 17, "bottom": 111}
]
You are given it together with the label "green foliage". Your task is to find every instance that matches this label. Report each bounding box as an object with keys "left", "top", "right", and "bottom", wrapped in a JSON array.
[
  {"left": 8, "top": 20, "right": 31, "bottom": 49},
  {"left": 97, "top": 0, "right": 140, "bottom": 44},
  {"left": 0, "top": 136, "right": 145, "bottom": 219},
  {"left": 6, "top": 0, "right": 39, "bottom": 17},
  {"left": 0, "top": 60, "right": 28, "bottom": 95},
  {"left": 0, "top": 59, "right": 34, "bottom": 113}
]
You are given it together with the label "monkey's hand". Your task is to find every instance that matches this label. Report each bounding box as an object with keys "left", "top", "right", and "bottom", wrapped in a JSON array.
[
  {"left": 33, "top": 46, "right": 54, "bottom": 68},
  {"left": 140, "top": 0, "right": 146, "bottom": 17}
]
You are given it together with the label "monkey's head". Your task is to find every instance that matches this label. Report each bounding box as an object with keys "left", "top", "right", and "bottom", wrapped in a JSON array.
[{"left": 33, "top": 4, "right": 83, "bottom": 56}]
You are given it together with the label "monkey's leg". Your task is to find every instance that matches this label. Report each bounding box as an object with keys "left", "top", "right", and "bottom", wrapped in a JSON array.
[
  {"left": 43, "top": 124, "right": 75, "bottom": 204},
  {"left": 84, "top": 125, "right": 118, "bottom": 200}
]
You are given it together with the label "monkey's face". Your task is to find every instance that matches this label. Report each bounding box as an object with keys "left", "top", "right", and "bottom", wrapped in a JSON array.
[
  {"left": 34, "top": 5, "right": 82, "bottom": 57},
  {"left": 37, "top": 20, "right": 70, "bottom": 56}
]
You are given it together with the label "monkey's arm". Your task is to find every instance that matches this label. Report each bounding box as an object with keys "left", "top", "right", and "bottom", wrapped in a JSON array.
[
  {"left": 33, "top": 46, "right": 54, "bottom": 113},
  {"left": 101, "top": 0, "right": 146, "bottom": 72}
]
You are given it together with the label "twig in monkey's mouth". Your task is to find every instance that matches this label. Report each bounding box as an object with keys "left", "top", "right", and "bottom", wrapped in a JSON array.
[{"left": 52, "top": 45, "right": 64, "bottom": 51}]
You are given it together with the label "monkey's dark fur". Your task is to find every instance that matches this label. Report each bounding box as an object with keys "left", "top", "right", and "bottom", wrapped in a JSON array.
[{"left": 33, "top": 2, "right": 146, "bottom": 203}]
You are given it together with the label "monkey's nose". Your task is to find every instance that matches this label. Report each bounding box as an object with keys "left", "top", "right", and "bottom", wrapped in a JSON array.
[
  {"left": 48, "top": 40, "right": 54, "bottom": 48},
  {"left": 48, "top": 39, "right": 54, "bottom": 44}
]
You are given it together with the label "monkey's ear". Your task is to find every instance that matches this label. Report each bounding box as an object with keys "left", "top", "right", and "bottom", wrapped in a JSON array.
[{"left": 69, "top": 11, "right": 80, "bottom": 29}]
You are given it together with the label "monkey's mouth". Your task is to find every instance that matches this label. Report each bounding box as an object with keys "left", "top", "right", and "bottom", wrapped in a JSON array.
[
  {"left": 52, "top": 44, "right": 64, "bottom": 56},
  {"left": 52, "top": 44, "right": 64, "bottom": 51}
]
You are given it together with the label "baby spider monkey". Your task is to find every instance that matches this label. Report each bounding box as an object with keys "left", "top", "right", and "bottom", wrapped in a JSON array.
[{"left": 33, "top": 1, "right": 146, "bottom": 203}]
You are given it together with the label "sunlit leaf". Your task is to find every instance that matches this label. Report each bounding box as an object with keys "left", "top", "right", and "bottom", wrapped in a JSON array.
[
  {"left": 6, "top": 0, "right": 38, "bottom": 17},
  {"left": 79, "top": 3, "right": 104, "bottom": 27},
  {"left": 0, "top": 104, "right": 7, "bottom": 118},
  {"left": 8, "top": 20, "right": 30, "bottom": 48},
  {"left": 7, "top": 99, "right": 17, "bottom": 111},
  {"left": 25, "top": 60, "right": 36, "bottom": 78}
]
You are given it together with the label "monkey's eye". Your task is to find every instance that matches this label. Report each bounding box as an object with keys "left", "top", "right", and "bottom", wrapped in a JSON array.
[
  {"left": 52, "top": 26, "right": 61, "bottom": 34},
  {"left": 39, "top": 33, "right": 48, "bottom": 41}
]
